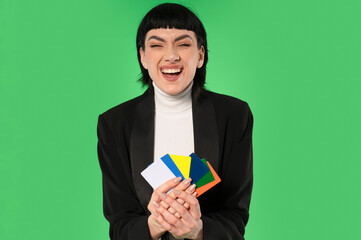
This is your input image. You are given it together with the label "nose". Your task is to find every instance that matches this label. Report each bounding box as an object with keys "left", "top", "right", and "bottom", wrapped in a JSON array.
[{"left": 164, "top": 46, "right": 180, "bottom": 63}]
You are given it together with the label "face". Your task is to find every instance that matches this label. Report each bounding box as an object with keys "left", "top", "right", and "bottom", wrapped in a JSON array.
[{"left": 140, "top": 28, "right": 205, "bottom": 95}]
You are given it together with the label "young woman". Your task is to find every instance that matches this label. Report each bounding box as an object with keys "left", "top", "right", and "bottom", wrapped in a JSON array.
[{"left": 97, "top": 3, "right": 253, "bottom": 240}]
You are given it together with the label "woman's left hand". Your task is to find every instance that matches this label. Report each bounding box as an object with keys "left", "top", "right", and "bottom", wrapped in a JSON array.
[{"left": 153, "top": 190, "right": 203, "bottom": 239}]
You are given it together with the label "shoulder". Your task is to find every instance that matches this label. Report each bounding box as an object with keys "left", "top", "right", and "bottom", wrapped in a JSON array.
[
  {"left": 98, "top": 89, "right": 150, "bottom": 129},
  {"left": 100, "top": 95, "right": 142, "bottom": 121},
  {"left": 202, "top": 90, "right": 253, "bottom": 140},
  {"left": 203, "top": 90, "right": 252, "bottom": 120}
]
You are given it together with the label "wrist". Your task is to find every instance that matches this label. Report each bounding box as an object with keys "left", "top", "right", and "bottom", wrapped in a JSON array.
[
  {"left": 148, "top": 215, "right": 166, "bottom": 240},
  {"left": 192, "top": 219, "right": 203, "bottom": 240}
]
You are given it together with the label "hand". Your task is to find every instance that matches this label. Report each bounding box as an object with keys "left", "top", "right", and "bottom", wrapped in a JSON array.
[
  {"left": 161, "top": 178, "right": 197, "bottom": 218},
  {"left": 147, "top": 177, "right": 182, "bottom": 239},
  {"left": 147, "top": 177, "right": 196, "bottom": 239},
  {"left": 153, "top": 190, "right": 203, "bottom": 239}
]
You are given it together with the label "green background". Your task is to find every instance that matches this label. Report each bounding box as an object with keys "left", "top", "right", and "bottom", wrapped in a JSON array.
[{"left": 1, "top": 0, "right": 360, "bottom": 239}]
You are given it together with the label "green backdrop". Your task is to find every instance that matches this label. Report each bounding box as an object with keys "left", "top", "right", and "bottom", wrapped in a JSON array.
[{"left": 1, "top": 0, "right": 360, "bottom": 239}]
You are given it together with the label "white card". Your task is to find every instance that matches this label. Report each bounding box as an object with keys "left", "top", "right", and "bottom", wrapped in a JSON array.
[{"left": 141, "top": 159, "right": 176, "bottom": 190}]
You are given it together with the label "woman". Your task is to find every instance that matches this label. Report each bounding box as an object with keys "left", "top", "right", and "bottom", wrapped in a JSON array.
[{"left": 97, "top": 3, "right": 253, "bottom": 240}]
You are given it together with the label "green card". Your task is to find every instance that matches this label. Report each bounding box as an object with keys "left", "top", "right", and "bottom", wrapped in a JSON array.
[{"left": 195, "top": 159, "right": 215, "bottom": 188}]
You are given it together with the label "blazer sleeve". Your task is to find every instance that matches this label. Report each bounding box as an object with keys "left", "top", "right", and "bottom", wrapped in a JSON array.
[
  {"left": 201, "top": 104, "right": 253, "bottom": 240},
  {"left": 97, "top": 114, "right": 150, "bottom": 239}
]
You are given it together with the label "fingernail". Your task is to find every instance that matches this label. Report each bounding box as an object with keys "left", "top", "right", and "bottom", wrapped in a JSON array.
[
  {"left": 172, "top": 189, "right": 180, "bottom": 195},
  {"left": 189, "top": 184, "right": 196, "bottom": 191},
  {"left": 159, "top": 192, "right": 167, "bottom": 199},
  {"left": 153, "top": 201, "right": 160, "bottom": 208},
  {"left": 183, "top": 178, "right": 191, "bottom": 185},
  {"left": 153, "top": 210, "right": 159, "bottom": 217},
  {"left": 173, "top": 177, "right": 182, "bottom": 182},
  {"left": 193, "top": 192, "right": 198, "bottom": 197}
]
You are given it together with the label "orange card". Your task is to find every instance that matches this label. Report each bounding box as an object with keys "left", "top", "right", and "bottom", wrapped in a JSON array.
[{"left": 195, "top": 161, "right": 221, "bottom": 197}]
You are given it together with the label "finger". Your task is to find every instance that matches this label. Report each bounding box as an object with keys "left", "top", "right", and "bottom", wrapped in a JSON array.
[
  {"left": 155, "top": 177, "right": 182, "bottom": 195},
  {"left": 168, "top": 178, "right": 192, "bottom": 199},
  {"left": 152, "top": 209, "right": 177, "bottom": 233},
  {"left": 157, "top": 199, "right": 182, "bottom": 219},
  {"left": 160, "top": 202, "right": 182, "bottom": 218},
  {"left": 165, "top": 206, "right": 176, "bottom": 215},
  {"left": 177, "top": 184, "right": 195, "bottom": 208},
  {"left": 175, "top": 197, "right": 191, "bottom": 210},
  {"left": 156, "top": 195, "right": 184, "bottom": 228},
  {"left": 173, "top": 183, "right": 194, "bottom": 205},
  {"left": 150, "top": 177, "right": 182, "bottom": 209},
  {"left": 160, "top": 207, "right": 183, "bottom": 230},
  {"left": 153, "top": 200, "right": 178, "bottom": 218},
  {"left": 160, "top": 200, "right": 170, "bottom": 209},
  {"left": 159, "top": 200, "right": 182, "bottom": 218},
  {"left": 156, "top": 197, "right": 198, "bottom": 238},
  {"left": 159, "top": 192, "right": 193, "bottom": 223},
  {"left": 177, "top": 178, "right": 192, "bottom": 190},
  {"left": 168, "top": 207, "right": 182, "bottom": 218},
  {"left": 173, "top": 190, "right": 201, "bottom": 219},
  {"left": 186, "top": 184, "right": 196, "bottom": 194},
  {"left": 174, "top": 184, "right": 195, "bottom": 209},
  {"left": 183, "top": 202, "right": 190, "bottom": 209},
  {"left": 176, "top": 197, "right": 185, "bottom": 205}
]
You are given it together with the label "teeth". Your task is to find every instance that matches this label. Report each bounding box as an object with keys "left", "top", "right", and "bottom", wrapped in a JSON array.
[{"left": 161, "top": 69, "right": 182, "bottom": 74}]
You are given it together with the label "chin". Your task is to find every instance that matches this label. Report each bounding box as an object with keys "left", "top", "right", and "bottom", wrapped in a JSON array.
[
  {"left": 165, "top": 89, "right": 181, "bottom": 95},
  {"left": 163, "top": 86, "right": 183, "bottom": 95}
]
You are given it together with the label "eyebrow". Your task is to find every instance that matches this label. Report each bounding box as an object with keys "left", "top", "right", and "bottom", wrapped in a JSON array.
[
  {"left": 147, "top": 36, "right": 165, "bottom": 42},
  {"left": 147, "top": 34, "right": 194, "bottom": 42},
  {"left": 174, "top": 34, "right": 194, "bottom": 42}
]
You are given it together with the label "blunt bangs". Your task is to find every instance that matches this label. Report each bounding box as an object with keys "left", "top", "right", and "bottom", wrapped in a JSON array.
[
  {"left": 136, "top": 3, "right": 208, "bottom": 97},
  {"left": 137, "top": 4, "right": 206, "bottom": 49}
]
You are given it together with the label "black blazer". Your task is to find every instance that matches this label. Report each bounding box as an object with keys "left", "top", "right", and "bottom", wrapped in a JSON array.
[{"left": 97, "top": 87, "right": 253, "bottom": 240}]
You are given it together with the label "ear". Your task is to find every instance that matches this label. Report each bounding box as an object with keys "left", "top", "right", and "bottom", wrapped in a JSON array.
[
  {"left": 197, "top": 46, "right": 205, "bottom": 68},
  {"left": 139, "top": 47, "right": 148, "bottom": 69}
]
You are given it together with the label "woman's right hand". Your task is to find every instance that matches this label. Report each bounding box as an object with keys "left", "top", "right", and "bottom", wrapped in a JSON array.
[{"left": 147, "top": 177, "right": 196, "bottom": 239}]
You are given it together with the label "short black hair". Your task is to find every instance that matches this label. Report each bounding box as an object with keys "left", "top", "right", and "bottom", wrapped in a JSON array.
[{"left": 136, "top": 3, "right": 208, "bottom": 96}]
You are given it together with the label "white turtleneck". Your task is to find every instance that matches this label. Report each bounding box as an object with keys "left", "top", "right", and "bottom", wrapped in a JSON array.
[{"left": 153, "top": 81, "right": 195, "bottom": 162}]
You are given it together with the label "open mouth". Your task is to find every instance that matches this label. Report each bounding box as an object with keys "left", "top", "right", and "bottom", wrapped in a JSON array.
[{"left": 160, "top": 67, "right": 183, "bottom": 81}]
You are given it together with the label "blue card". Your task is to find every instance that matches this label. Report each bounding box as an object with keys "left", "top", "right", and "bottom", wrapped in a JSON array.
[
  {"left": 189, "top": 153, "right": 210, "bottom": 183},
  {"left": 161, "top": 154, "right": 185, "bottom": 180}
]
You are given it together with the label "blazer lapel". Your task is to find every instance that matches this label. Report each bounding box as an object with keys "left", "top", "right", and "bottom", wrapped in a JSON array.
[
  {"left": 193, "top": 91, "right": 220, "bottom": 174},
  {"left": 130, "top": 88, "right": 154, "bottom": 214}
]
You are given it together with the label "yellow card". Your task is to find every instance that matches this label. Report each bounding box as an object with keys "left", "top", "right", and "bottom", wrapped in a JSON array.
[{"left": 169, "top": 154, "right": 191, "bottom": 179}]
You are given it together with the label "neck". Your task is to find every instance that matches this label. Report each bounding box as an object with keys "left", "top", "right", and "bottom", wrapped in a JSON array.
[{"left": 153, "top": 82, "right": 193, "bottom": 113}]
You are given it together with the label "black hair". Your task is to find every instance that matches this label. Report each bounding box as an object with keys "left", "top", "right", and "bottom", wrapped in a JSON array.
[{"left": 136, "top": 3, "right": 208, "bottom": 96}]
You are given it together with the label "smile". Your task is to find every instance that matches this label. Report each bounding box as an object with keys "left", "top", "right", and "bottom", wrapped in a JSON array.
[
  {"left": 161, "top": 68, "right": 182, "bottom": 74},
  {"left": 160, "top": 66, "right": 183, "bottom": 81}
]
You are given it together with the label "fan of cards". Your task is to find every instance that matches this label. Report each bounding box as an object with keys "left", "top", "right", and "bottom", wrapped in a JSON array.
[{"left": 141, "top": 153, "right": 221, "bottom": 197}]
